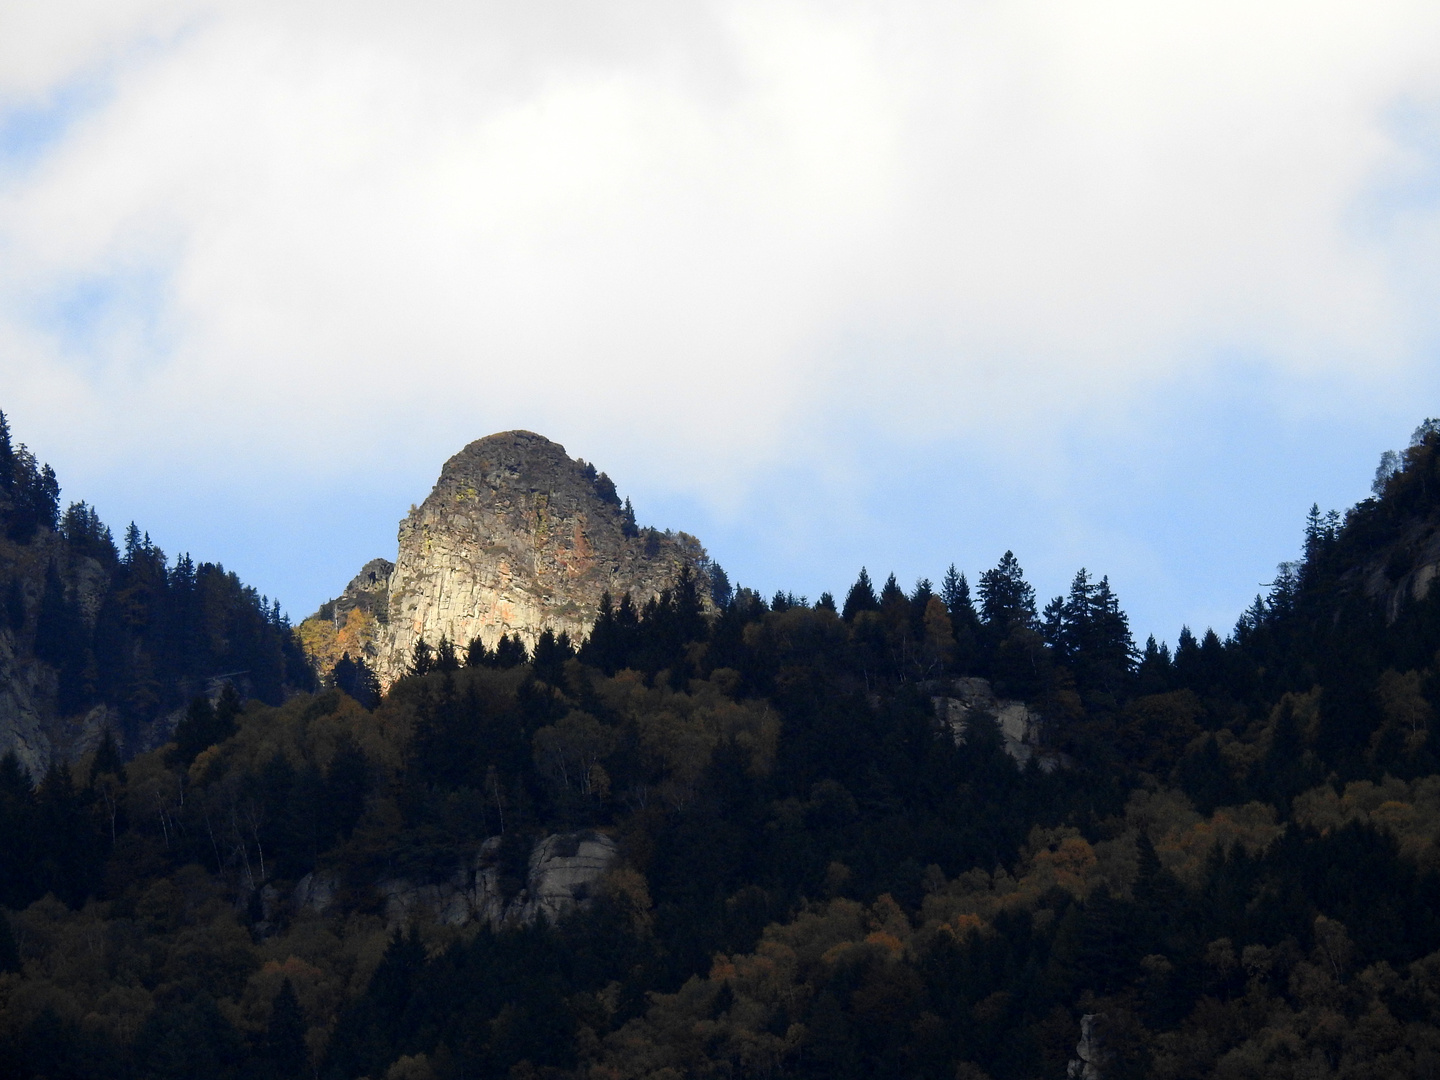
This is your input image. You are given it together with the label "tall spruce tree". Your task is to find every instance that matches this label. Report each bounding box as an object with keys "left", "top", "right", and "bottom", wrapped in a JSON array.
[
  {"left": 841, "top": 568, "right": 880, "bottom": 621},
  {"left": 978, "top": 551, "right": 1036, "bottom": 633},
  {"left": 0, "top": 409, "right": 13, "bottom": 495}
]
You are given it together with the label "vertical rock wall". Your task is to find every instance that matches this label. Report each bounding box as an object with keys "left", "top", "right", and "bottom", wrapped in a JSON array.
[{"left": 352, "top": 431, "right": 707, "bottom": 687}]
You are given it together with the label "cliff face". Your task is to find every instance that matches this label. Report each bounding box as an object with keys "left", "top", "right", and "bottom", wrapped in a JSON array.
[
  {"left": 0, "top": 537, "right": 123, "bottom": 777},
  {"left": 292, "top": 830, "right": 619, "bottom": 932},
  {"left": 1353, "top": 511, "right": 1440, "bottom": 623},
  {"left": 319, "top": 431, "right": 708, "bottom": 687}
]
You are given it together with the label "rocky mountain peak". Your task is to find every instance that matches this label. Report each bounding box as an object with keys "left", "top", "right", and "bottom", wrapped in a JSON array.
[{"left": 310, "top": 432, "right": 709, "bottom": 687}]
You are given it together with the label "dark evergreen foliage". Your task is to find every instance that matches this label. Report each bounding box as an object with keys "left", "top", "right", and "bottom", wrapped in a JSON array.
[
  {"left": 331, "top": 651, "right": 381, "bottom": 708},
  {"left": 709, "top": 560, "right": 733, "bottom": 608},
  {"left": 433, "top": 634, "right": 460, "bottom": 672},
  {"left": 15, "top": 419, "right": 1440, "bottom": 1079},
  {"left": 408, "top": 637, "right": 434, "bottom": 677},
  {"left": 841, "top": 567, "right": 879, "bottom": 620},
  {"left": 261, "top": 978, "right": 308, "bottom": 1077}
]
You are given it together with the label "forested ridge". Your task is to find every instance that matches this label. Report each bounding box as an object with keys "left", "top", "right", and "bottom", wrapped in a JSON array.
[
  {"left": 7, "top": 418, "right": 1440, "bottom": 1078},
  {"left": 0, "top": 409, "right": 314, "bottom": 776}
]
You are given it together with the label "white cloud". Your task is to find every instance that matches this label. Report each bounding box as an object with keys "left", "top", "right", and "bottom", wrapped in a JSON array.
[{"left": 3, "top": 0, "right": 1440, "bottom": 503}]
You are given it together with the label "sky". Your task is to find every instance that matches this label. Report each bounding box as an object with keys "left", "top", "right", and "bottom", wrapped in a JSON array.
[{"left": 3, "top": 1, "right": 1440, "bottom": 646}]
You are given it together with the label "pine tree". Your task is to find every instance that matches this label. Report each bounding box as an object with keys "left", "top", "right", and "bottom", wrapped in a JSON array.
[
  {"left": 36, "top": 464, "right": 59, "bottom": 531},
  {"left": 494, "top": 633, "right": 529, "bottom": 668},
  {"left": 123, "top": 523, "right": 143, "bottom": 565},
  {"left": 841, "top": 568, "right": 880, "bottom": 621},
  {"left": 940, "top": 564, "right": 972, "bottom": 618},
  {"left": 465, "top": 635, "right": 491, "bottom": 667},
  {"left": 534, "top": 628, "right": 576, "bottom": 684},
  {"left": 978, "top": 551, "right": 1036, "bottom": 634},
  {"left": 214, "top": 681, "right": 242, "bottom": 739},
  {"left": 709, "top": 562, "right": 733, "bottom": 609},
  {"left": 434, "top": 635, "right": 459, "bottom": 672},
  {"left": 622, "top": 497, "right": 639, "bottom": 538},
  {"left": 672, "top": 564, "right": 708, "bottom": 645},
  {"left": 594, "top": 471, "right": 621, "bottom": 506},
  {"left": 1136, "top": 635, "right": 1172, "bottom": 695},
  {"left": 34, "top": 561, "right": 73, "bottom": 664},
  {"left": 0, "top": 409, "right": 13, "bottom": 494},
  {"left": 408, "top": 638, "right": 434, "bottom": 677},
  {"left": 88, "top": 726, "right": 124, "bottom": 786},
  {"left": 173, "top": 695, "right": 221, "bottom": 765},
  {"left": 332, "top": 653, "right": 380, "bottom": 708},
  {"left": 879, "top": 573, "right": 905, "bottom": 608}
]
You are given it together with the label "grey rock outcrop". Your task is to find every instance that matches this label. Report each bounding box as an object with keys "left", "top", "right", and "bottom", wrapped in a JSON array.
[
  {"left": 0, "top": 541, "right": 132, "bottom": 778},
  {"left": 932, "top": 676, "right": 1065, "bottom": 772},
  {"left": 1353, "top": 512, "right": 1440, "bottom": 623},
  {"left": 295, "top": 830, "right": 619, "bottom": 931},
  {"left": 0, "top": 626, "right": 53, "bottom": 778},
  {"left": 328, "top": 558, "right": 394, "bottom": 626},
  {"left": 319, "top": 432, "right": 709, "bottom": 686},
  {"left": 1067, "top": 1013, "right": 1108, "bottom": 1079}
]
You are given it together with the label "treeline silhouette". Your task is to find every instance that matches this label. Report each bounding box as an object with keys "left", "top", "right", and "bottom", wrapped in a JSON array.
[
  {"left": 6, "top": 419, "right": 1440, "bottom": 1078},
  {"left": 0, "top": 409, "right": 315, "bottom": 747}
]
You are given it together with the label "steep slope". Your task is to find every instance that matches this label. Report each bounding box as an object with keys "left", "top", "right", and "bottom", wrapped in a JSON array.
[
  {"left": 0, "top": 409, "right": 316, "bottom": 777},
  {"left": 313, "top": 431, "right": 710, "bottom": 686}
]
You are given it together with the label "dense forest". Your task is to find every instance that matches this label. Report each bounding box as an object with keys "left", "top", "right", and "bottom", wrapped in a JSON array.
[
  {"left": 0, "top": 409, "right": 314, "bottom": 767},
  {"left": 6, "top": 416, "right": 1440, "bottom": 1078}
]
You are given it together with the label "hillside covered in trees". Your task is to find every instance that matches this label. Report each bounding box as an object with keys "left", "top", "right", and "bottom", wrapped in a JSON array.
[
  {"left": 0, "top": 408, "right": 315, "bottom": 777},
  {"left": 6, "top": 418, "right": 1440, "bottom": 1078}
]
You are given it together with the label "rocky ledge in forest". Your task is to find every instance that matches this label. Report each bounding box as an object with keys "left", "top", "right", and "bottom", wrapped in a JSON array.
[
  {"left": 292, "top": 830, "right": 619, "bottom": 931},
  {"left": 306, "top": 431, "right": 710, "bottom": 687},
  {"left": 929, "top": 676, "right": 1067, "bottom": 772}
]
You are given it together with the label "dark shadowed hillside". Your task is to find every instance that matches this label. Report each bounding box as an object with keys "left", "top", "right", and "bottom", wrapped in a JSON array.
[
  {"left": 0, "top": 409, "right": 315, "bottom": 780},
  {"left": 6, "top": 419, "right": 1440, "bottom": 1079}
]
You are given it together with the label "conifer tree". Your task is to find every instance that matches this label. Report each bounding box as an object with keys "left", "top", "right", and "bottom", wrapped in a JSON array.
[
  {"left": 434, "top": 634, "right": 460, "bottom": 672},
  {"left": 709, "top": 562, "right": 733, "bottom": 609},
  {"left": 408, "top": 638, "right": 434, "bottom": 677},
  {"left": 465, "top": 635, "right": 491, "bottom": 667},
  {"left": 88, "top": 726, "right": 124, "bottom": 786},
  {"left": 977, "top": 551, "right": 1036, "bottom": 633},
  {"left": 494, "top": 633, "right": 528, "bottom": 668},
  {"left": 0, "top": 409, "right": 13, "bottom": 494},
  {"left": 940, "top": 564, "right": 972, "bottom": 619},
  {"left": 332, "top": 653, "right": 380, "bottom": 708},
  {"left": 841, "top": 568, "right": 880, "bottom": 621},
  {"left": 173, "top": 694, "right": 221, "bottom": 765},
  {"left": 533, "top": 628, "right": 576, "bottom": 684}
]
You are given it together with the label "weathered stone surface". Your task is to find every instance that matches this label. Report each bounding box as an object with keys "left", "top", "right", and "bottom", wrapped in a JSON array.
[
  {"left": 1067, "top": 1012, "right": 1109, "bottom": 1079},
  {"left": 0, "top": 626, "right": 53, "bottom": 779},
  {"left": 319, "top": 432, "right": 709, "bottom": 686},
  {"left": 295, "top": 830, "right": 619, "bottom": 931},
  {"left": 931, "top": 676, "right": 1066, "bottom": 772},
  {"left": 0, "top": 540, "right": 130, "bottom": 778},
  {"left": 325, "top": 558, "right": 394, "bottom": 626},
  {"left": 1353, "top": 513, "right": 1440, "bottom": 623}
]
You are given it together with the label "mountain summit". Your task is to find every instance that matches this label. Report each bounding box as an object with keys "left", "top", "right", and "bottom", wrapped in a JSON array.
[{"left": 306, "top": 431, "right": 709, "bottom": 686}]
